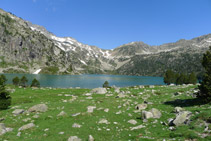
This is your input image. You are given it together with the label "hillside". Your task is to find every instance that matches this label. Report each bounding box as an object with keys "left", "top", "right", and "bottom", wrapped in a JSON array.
[{"left": 0, "top": 8, "right": 211, "bottom": 76}]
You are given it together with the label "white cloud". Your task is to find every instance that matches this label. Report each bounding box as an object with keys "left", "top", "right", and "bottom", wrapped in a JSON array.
[{"left": 32, "top": 0, "right": 37, "bottom": 3}]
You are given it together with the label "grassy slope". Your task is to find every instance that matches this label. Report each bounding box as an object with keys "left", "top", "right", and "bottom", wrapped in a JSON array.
[{"left": 0, "top": 85, "right": 210, "bottom": 141}]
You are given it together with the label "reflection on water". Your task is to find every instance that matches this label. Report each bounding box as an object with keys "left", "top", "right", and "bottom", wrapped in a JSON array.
[{"left": 2, "top": 74, "right": 164, "bottom": 89}]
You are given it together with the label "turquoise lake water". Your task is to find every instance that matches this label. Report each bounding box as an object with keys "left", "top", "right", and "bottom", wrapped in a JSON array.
[{"left": 2, "top": 74, "right": 165, "bottom": 89}]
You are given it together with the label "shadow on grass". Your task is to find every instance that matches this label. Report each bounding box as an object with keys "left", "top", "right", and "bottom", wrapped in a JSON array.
[{"left": 164, "top": 98, "right": 210, "bottom": 107}]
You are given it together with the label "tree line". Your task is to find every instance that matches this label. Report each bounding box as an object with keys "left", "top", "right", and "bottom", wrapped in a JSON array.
[{"left": 164, "top": 70, "right": 197, "bottom": 85}]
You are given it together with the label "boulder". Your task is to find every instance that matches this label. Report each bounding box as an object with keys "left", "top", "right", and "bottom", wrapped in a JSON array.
[
  {"left": 135, "top": 104, "right": 147, "bottom": 110},
  {"left": 87, "top": 106, "right": 96, "bottom": 113},
  {"left": 88, "top": 135, "right": 94, "bottom": 141},
  {"left": 68, "top": 136, "right": 82, "bottom": 141},
  {"left": 18, "top": 123, "right": 35, "bottom": 131},
  {"left": 72, "top": 123, "right": 81, "bottom": 128},
  {"left": 98, "top": 119, "right": 109, "bottom": 124},
  {"left": 173, "top": 107, "right": 184, "bottom": 113},
  {"left": 28, "top": 104, "right": 48, "bottom": 112},
  {"left": 116, "top": 93, "right": 126, "bottom": 98},
  {"left": 142, "top": 111, "right": 153, "bottom": 119},
  {"left": 0, "top": 123, "right": 6, "bottom": 135},
  {"left": 172, "top": 111, "right": 192, "bottom": 126},
  {"left": 130, "top": 125, "right": 145, "bottom": 130},
  {"left": 91, "top": 88, "right": 107, "bottom": 94},
  {"left": 128, "top": 119, "right": 137, "bottom": 125},
  {"left": 150, "top": 108, "right": 162, "bottom": 119},
  {"left": 12, "top": 109, "right": 25, "bottom": 115}
]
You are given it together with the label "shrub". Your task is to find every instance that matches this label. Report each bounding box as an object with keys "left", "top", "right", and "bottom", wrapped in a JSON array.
[
  {"left": 12, "top": 76, "right": 20, "bottom": 86},
  {"left": 0, "top": 90, "right": 11, "bottom": 109},
  {"left": 0, "top": 74, "right": 7, "bottom": 85},
  {"left": 20, "top": 76, "right": 28, "bottom": 87},
  {"left": 31, "top": 78, "right": 40, "bottom": 87},
  {"left": 103, "top": 81, "right": 109, "bottom": 88}
]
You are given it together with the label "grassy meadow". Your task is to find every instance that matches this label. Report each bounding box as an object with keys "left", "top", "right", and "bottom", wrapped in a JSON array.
[{"left": 0, "top": 84, "right": 211, "bottom": 141}]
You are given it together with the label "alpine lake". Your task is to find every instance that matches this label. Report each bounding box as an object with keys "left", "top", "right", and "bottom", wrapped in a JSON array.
[{"left": 2, "top": 74, "right": 165, "bottom": 88}]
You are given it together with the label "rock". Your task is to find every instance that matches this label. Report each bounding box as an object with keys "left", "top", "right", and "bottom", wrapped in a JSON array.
[
  {"left": 104, "top": 108, "right": 109, "bottom": 112},
  {"left": 150, "top": 108, "right": 162, "bottom": 119},
  {"left": 114, "top": 87, "right": 120, "bottom": 93},
  {"left": 130, "top": 125, "right": 145, "bottom": 130},
  {"left": 88, "top": 135, "right": 94, "bottom": 141},
  {"left": 149, "top": 85, "right": 155, "bottom": 88},
  {"left": 174, "top": 92, "right": 182, "bottom": 96},
  {"left": 33, "top": 115, "right": 40, "bottom": 119},
  {"left": 72, "top": 113, "right": 81, "bottom": 117},
  {"left": 91, "top": 88, "right": 107, "bottom": 94},
  {"left": 72, "top": 123, "right": 81, "bottom": 128},
  {"left": 59, "top": 132, "right": 64, "bottom": 134},
  {"left": 28, "top": 104, "right": 48, "bottom": 112},
  {"left": 98, "top": 119, "right": 109, "bottom": 124},
  {"left": 17, "top": 132, "right": 21, "bottom": 137},
  {"left": 0, "top": 123, "right": 6, "bottom": 135},
  {"left": 172, "top": 111, "right": 192, "bottom": 126},
  {"left": 128, "top": 119, "right": 137, "bottom": 125},
  {"left": 18, "top": 123, "right": 35, "bottom": 131},
  {"left": 142, "top": 111, "right": 153, "bottom": 119},
  {"left": 68, "top": 136, "right": 82, "bottom": 141},
  {"left": 116, "top": 93, "right": 127, "bottom": 98},
  {"left": 12, "top": 109, "right": 25, "bottom": 115},
  {"left": 173, "top": 107, "right": 184, "bottom": 113},
  {"left": 87, "top": 106, "right": 96, "bottom": 113},
  {"left": 57, "top": 111, "right": 67, "bottom": 117},
  {"left": 135, "top": 104, "right": 147, "bottom": 110},
  {"left": 0, "top": 118, "right": 5, "bottom": 122}
]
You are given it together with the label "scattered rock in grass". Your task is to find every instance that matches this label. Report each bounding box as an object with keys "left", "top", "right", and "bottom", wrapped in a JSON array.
[
  {"left": 44, "top": 128, "right": 49, "bottom": 132},
  {"left": 128, "top": 119, "right": 137, "bottom": 125},
  {"left": 87, "top": 106, "right": 96, "bottom": 113},
  {"left": 114, "top": 87, "right": 120, "bottom": 93},
  {"left": 128, "top": 113, "right": 132, "bottom": 117},
  {"left": 86, "top": 97, "right": 93, "bottom": 99},
  {"left": 91, "top": 88, "right": 107, "bottom": 94},
  {"left": 69, "top": 96, "right": 77, "bottom": 102},
  {"left": 72, "top": 113, "right": 81, "bottom": 117},
  {"left": 18, "top": 123, "right": 35, "bottom": 131},
  {"left": 173, "top": 107, "right": 184, "bottom": 113},
  {"left": 149, "top": 85, "right": 155, "bottom": 88},
  {"left": 88, "top": 135, "right": 94, "bottom": 141},
  {"left": 142, "top": 111, "right": 153, "bottom": 119},
  {"left": 17, "top": 132, "right": 21, "bottom": 137},
  {"left": 59, "top": 132, "right": 64, "bottom": 135},
  {"left": 0, "top": 123, "right": 6, "bottom": 135},
  {"left": 85, "top": 93, "right": 92, "bottom": 96},
  {"left": 174, "top": 92, "right": 182, "bottom": 96},
  {"left": 22, "top": 118, "right": 31, "bottom": 122},
  {"left": 12, "top": 109, "right": 25, "bottom": 115},
  {"left": 28, "top": 104, "right": 48, "bottom": 113},
  {"left": 57, "top": 111, "right": 67, "bottom": 117},
  {"left": 130, "top": 125, "right": 145, "bottom": 130},
  {"left": 0, "top": 118, "right": 5, "bottom": 122},
  {"left": 33, "top": 115, "right": 39, "bottom": 119},
  {"left": 116, "top": 93, "right": 127, "bottom": 98},
  {"left": 104, "top": 108, "right": 109, "bottom": 112},
  {"left": 68, "top": 136, "right": 82, "bottom": 141},
  {"left": 150, "top": 108, "right": 162, "bottom": 119},
  {"left": 72, "top": 123, "right": 81, "bottom": 128},
  {"left": 116, "top": 111, "right": 122, "bottom": 114},
  {"left": 135, "top": 104, "right": 147, "bottom": 110},
  {"left": 98, "top": 119, "right": 109, "bottom": 124},
  {"left": 172, "top": 111, "right": 192, "bottom": 126}
]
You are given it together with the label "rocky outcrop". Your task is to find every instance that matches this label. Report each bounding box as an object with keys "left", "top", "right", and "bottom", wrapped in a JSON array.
[{"left": 28, "top": 104, "right": 48, "bottom": 112}]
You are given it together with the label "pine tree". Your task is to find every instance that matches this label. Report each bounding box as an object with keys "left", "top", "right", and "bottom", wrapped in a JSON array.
[
  {"left": 0, "top": 76, "right": 11, "bottom": 109},
  {"left": 103, "top": 81, "right": 109, "bottom": 88},
  {"left": 20, "top": 76, "right": 28, "bottom": 87},
  {"left": 0, "top": 74, "right": 7, "bottom": 85},
  {"left": 31, "top": 78, "right": 40, "bottom": 87},
  {"left": 12, "top": 76, "right": 20, "bottom": 86},
  {"left": 198, "top": 46, "right": 211, "bottom": 101},
  {"left": 164, "top": 69, "right": 175, "bottom": 85},
  {"left": 176, "top": 73, "right": 185, "bottom": 85}
]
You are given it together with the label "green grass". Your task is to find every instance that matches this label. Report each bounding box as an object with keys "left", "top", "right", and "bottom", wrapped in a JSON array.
[{"left": 0, "top": 85, "right": 210, "bottom": 140}]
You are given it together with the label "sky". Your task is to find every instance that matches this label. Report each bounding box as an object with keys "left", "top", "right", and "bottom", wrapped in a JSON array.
[{"left": 1, "top": 0, "right": 211, "bottom": 49}]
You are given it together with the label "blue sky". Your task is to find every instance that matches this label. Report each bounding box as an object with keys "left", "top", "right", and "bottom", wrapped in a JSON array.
[{"left": 1, "top": 0, "right": 211, "bottom": 49}]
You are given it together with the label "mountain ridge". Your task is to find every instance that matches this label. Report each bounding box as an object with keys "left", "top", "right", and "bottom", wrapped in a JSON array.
[{"left": 0, "top": 8, "right": 211, "bottom": 76}]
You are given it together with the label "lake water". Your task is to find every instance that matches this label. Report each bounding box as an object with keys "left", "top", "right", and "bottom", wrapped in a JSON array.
[{"left": 2, "top": 74, "right": 165, "bottom": 89}]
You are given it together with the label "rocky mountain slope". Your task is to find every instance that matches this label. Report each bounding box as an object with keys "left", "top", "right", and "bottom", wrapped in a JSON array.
[{"left": 0, "top": 8, "right": 211, "bottom": 76}]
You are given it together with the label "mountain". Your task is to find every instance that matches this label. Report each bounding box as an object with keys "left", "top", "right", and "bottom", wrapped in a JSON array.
[{"left": 0, "top": 8, "right": 211, "bottom": 76}]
